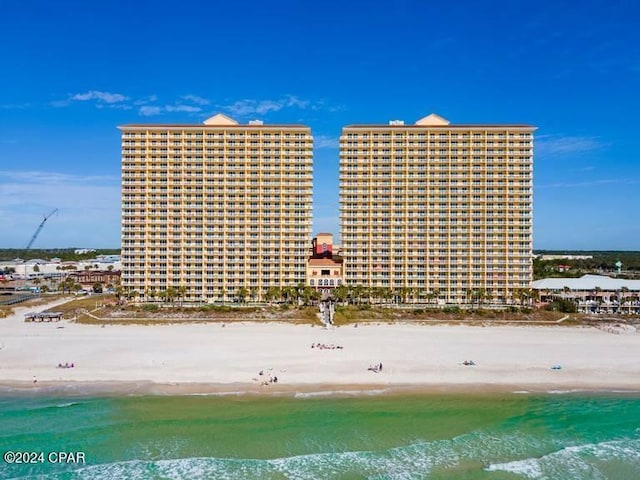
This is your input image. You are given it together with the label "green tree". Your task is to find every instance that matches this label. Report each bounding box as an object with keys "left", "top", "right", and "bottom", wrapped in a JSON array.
[
  {"left": 32, "top": 265, "right": 40, "bottom": 273},
  {"left": 58, "top": 277, "right": 74, "bottom": 293},
  {"left": 282, "top": 286, "right": 297, "bottom": 304},
  {"left": 546, "top": 298, "right": 577, "bottom": 313},
  {"left": 352, "top": 285, "right": 366, "bottom": 305},
  {"left": 398, "top": 287, "right": 412, "bottom": 304},
  {"left": 237, "top": 286, "right": 249, "bottom": 304},
  {"left": 178, "top": 285, "right": 187, "bottom": 306},
  {"left": 264, "top": 287, "right": 280, "bottom": 304},
  {"left": 165, "top": 287, "right": 178, "bottom": 303},
  {"left": 92, "top": 282, "right": 103, "bottom": 293},
  {"left": 333, "top": 284, "right": 349, "bottom": 305}
]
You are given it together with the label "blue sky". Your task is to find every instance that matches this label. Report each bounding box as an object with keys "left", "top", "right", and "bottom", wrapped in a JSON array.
[{"left": 1, "top": 0, "right": 639, "bottom": 250}]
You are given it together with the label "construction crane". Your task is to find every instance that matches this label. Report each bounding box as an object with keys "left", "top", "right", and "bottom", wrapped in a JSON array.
[{"left": 25, "top": 209, "right": 58, "bottom": 249}]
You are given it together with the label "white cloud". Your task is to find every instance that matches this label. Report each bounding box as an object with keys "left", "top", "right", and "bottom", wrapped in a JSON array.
[
  {"left": 0, "top": 103, "right": 31, "bottom": 109},
  {"left": 52, "top": 90, "right": 130, "bottom": 109},
  {"left": 0, "top": 171, "right": 118, "bottom": 185},
  {"left": 133, "top": 95, "right": 159, "bottom": 106},
  {"left": 165, "top": 105, "right": 202, "bottom": 113},
  {"left": 48, "top": 92, "right": 336, "bottom": 120},
  {"left": 314, "top": 135, "right": 339, "bottom": 149},
  {"left": 70, "top": 90, "right": 129, "bottom": 104},
  {"left": 138, "top": 104, "right": 202, "bottom": 116},
  {"left": 536, "top": 135, "right": 605, "bottom": 155},
  {"left": 138, "top": 106, "right": 163, "bottom": 116},
  {"left": 221, "top": 95, "right": 318, "bottom": 117},
  {"left": 182, "top": 94, "right": 210, "bottom": 106}
]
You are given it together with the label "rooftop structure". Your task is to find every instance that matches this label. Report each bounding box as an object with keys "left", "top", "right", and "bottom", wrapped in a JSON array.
[{"left": 532, "top": 274, "right": 640, "bottom": 292}]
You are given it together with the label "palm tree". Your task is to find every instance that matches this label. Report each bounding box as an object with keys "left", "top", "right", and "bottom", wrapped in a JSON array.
[
  {"left": 426, "top": 290, "right": 436, "bottom": 305},
  {"left": 467, "top": 288, "right": 487, "bottom": 307},
  {"left": 482, "top": 289, "right": 493, "bottom": 306},
  {"left": 352, "top": 285, "right": 365, "bottom": 305},
  {"left": 58, "top": 277, "right": 73, "bottom": 293},
  {"left": 382, "top": 287, "right": 394, "bottom": 305},
  {"left": 264, "top": 286, "right": 280, "bottom": 305},
  {"left": 310, "top": 288, "right": 321, "bottom": 304},
  {"left": 530, "top": 289, "right": 540, "bottom": 304},
  {"left": 594, "top": 286, "right": 603, "bottom": 307},
  {"left": 165, "top": 286, "right": 178, "bottom": 303},
  {"left": 178, "top": 285, "right": 187, "bottom": 306},
  {"left": 620, "top": 286, "right": 630, "bottom": 305},
  {"left": 432, "top": 288, "right": 441, "bottom": 304},
  {"left": 300, "top": 286, "right": 315, "bottom": 305},
  {"left": 333, "top": 284, "right": 349, "bottom": 305},
  {"left": 237, "top": 286, "right": 249, "bottom": 304},
  {"left": 512, "top": 288, "right": 529, "bottom": 306}
]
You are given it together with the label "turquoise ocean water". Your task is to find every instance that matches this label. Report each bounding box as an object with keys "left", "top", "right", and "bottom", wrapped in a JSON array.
[{"left": 1, "top": 392, "right": 639, "bottom": 479}]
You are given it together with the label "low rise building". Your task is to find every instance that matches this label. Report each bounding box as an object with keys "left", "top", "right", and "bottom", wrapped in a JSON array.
[
  {"left": 533, "top": 274, "right": 640, "bottom": 314},
  {"left": 70, "top": 270, "right": 121, "bottom": 287},
  {"left": 307, "top": 233, "right": 343, "bottom": 290}
]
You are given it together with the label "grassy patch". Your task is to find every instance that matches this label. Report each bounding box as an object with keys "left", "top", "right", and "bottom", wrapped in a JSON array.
[{"left": 44, "top": 294, "right": 117, "bottom": 318}]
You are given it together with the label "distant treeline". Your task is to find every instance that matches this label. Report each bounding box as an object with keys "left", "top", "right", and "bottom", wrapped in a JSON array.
[
  {"left": 534, "top": 250, "right": 640, "bottom": 279},
  {"left": 0, "top": 249, "right": 121, "bottom": 262}
]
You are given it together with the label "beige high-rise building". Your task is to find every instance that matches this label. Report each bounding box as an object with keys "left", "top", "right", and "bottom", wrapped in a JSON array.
[
  {"left": 339, "top": 113, "right": 534, "bottom": 304},
  {"left": 120, "top": 114, "right": 313, "bottom": 302}
]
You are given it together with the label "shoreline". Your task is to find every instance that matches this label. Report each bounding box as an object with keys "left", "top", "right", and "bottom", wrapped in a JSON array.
[
  {"left": 2, "top": 380, "right": 640, "bottom": 399},
  {"left": 2, "top": 299, "right": 640, "bottom": 398}
]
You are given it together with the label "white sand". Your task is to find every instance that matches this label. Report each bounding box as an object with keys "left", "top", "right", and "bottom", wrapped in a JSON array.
[{"left": 1, "top": 299, "right": 639, "bottom": 394}]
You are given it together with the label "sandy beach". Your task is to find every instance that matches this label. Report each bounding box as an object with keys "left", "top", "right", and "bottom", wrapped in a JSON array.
[{"left": 1, "top": 299, "right": 639, "bottom": 395}]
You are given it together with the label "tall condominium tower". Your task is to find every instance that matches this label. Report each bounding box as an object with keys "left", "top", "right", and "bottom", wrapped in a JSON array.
[
  {"left": 120, "top": 114, "right": 313, "bottom": 302},
  {"left": 339, "top": 113, "right": 534, "bottom": 304}
]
